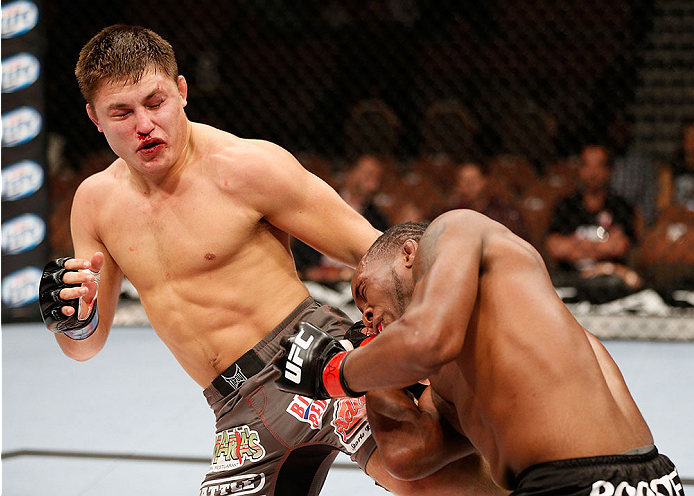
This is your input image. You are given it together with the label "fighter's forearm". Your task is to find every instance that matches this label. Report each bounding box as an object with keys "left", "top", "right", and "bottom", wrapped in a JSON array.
[
  {"left": 339, "top": 224, "right": 382, "bottom": 269},
  {"left": 342, "top": 322, "right": 441, "bottom": 393}
]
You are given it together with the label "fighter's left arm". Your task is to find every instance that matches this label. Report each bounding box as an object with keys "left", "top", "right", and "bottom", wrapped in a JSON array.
[{"left": 243, "top": 139, "right": 380, "bottom": 267}]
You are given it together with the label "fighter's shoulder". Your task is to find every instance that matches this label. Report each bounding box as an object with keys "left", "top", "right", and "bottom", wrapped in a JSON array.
[
  {"left": 73, "top": 158, "right": 125, "bottom": 201},
  {"left": 427, "top": 209, "right": 497, "bottom": 238},
  {"left": 440, "top": 210, "right": 543, "bottom": 269},
  {"left": 430, "top": 209, "right": 537, "bottom": 259},
  {"left": 202, "top": 127, "right": 298, "bottom": 175}
]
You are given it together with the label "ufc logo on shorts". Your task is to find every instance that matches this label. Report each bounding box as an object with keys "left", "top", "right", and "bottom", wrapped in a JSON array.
[{"left": 284, "top": 330, "right": 314, "bottom": 384}]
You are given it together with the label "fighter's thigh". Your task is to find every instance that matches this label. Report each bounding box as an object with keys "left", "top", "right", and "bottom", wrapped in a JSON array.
[{"left": 200, "top": 389, "right": 289, "bottom": 495}]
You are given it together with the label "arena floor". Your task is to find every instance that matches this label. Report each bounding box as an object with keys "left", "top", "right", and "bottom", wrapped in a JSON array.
[{"left": 3, "top": 323, "right": 693, "bottom": 495}]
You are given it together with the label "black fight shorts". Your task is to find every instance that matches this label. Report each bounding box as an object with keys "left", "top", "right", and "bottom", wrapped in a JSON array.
[
  {"left": 199, "top": 297, "right": 377, "bottom": 496},
  {"left": 512, "top": 446, "right": 685, "bottom": 496}
]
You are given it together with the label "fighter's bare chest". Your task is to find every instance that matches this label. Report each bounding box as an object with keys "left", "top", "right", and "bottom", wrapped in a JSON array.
[{"left": 99, "top": 192, "right": 259, "bottom": 280}]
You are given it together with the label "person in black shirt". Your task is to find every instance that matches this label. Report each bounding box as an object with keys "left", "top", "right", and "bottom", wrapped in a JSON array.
[{"left": 546, "top": 145, "right": 642, "bottom": 294}]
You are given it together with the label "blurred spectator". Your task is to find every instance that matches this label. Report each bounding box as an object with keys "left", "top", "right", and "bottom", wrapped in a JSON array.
[
  {"left": 436, "top": 161, "right": 529, "bottom": 240},
  {"left": 545, "top": 145, "right": 642, "bottom": 292},
  {"left": 383, "top": 166, "right": 446, "bottom": 224},
  {"left": 390, "top": 201, "right": 427, "bottom": 225},
  {"left": 662, "top": 118, "right": 694, "bottom": 212},
  {"left": 519, "top": 158, "right": 579, "bottom": 253},
  {"left": 339, "top": 154, "right": 391, "bottom": 231},
  {"left": 292, "top": 154, "right": 390, "bottom": 283},
  {"left": 634, "top": 204, "right": 694, "bottom": 290},
  {"left": 409, "top": 153, "right": 457, "bottom": 199},
  {"left": 633, "top": 119, "right": 694, "bottom": 290},
  {"left": 488, "top": 154, "right": 538, "bottom": 200},
  {"left": 607, "top": 113, "right": 661, "bottom": 226}
]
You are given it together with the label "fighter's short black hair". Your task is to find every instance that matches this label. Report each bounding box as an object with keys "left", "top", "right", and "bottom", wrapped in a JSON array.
[{"left": 365, "top": 221, "right": 428, "bottom": 262}]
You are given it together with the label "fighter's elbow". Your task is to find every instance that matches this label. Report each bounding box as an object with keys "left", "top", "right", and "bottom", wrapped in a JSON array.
[
  {"left": 57, "top": 336, "right": 104, "bottom": 362},
  {"left": 70, "top": 351, "right": 98, "bottom": 362},
  {"left": 62, "top": 347, "right": 99, "bottom": 362}
]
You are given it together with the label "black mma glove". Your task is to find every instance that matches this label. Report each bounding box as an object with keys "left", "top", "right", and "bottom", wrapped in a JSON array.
[
  {"left": 39, "top": 257, "right": 99, "bottom": 340},
  {"left": 274, "top": 321, "right": 363, "bottom": 400}
]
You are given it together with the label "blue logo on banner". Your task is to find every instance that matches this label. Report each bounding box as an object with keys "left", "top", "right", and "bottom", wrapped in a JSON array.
[
  {"left": 2, "top": 160, "right": 44, "bottom": 200},
  {"left": 1, "top": 106, "right": 42, "bottom": 147},
  {"left": 2, "top": 52, "right": 41, "bottom": 93},
  {"left": 1, "top": 1, "right": 39, "bottom": 39},
  {"left": 2, "top": 213, "right": 46, "bottom": 254},
  {"left": 1, "top": 266, "right": 42, "bottom": 308}
]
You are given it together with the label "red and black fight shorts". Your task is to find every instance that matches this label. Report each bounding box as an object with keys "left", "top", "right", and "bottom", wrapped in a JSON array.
[{"left": 199, "top": 297, "right": 377, "bottom": 496}]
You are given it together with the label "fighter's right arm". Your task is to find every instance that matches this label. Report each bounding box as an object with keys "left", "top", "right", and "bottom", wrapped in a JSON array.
[
  {"left": 53, "top": 178, "right": 123, "bottom": 360},
  {"left": 365, "top": 387, "right": 475, "bottom": 481},
  {"left": 342, "top": 210, "right": 487, "bottom": 392}
]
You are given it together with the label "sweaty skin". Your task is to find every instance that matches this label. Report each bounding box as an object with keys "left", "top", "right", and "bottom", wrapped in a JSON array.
[{"left": 347, "top": 209, "right": 653, "bottom": 490}]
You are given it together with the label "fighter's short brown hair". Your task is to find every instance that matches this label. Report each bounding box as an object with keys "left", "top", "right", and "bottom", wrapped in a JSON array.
[{"left": 75, "top": 24, "right": 178, "bottom": 104}]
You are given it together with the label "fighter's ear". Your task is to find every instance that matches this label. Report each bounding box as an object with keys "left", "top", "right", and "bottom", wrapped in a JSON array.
[
  {"left": 86, "top": 104, "right": 103, "bottom": 133},
  {"left": 177, "top": 75, "right": 188, "bottom": 107},
  {"left": 402, "top": 239, "right": 418, "bottom": 268}
]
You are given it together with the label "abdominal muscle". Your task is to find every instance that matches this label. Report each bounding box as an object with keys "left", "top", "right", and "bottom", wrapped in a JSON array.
[{"left": 126, "top": 245, "right": 311, "bottom": 388}]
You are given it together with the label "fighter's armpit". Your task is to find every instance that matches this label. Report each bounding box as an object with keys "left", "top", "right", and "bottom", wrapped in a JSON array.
[{"left": 426, "top": 386, "right": 465, "bottom": 435}]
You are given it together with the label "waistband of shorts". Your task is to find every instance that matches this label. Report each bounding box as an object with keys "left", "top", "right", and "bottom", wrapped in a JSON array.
[
  {"left": 513, "top": 445, "right": 660, "bottom": 488},
  {"left": 203, "top": 297, "right": 317, "bottom": 403}
]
